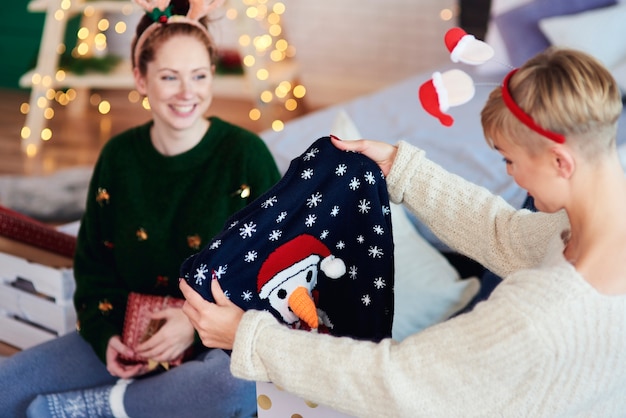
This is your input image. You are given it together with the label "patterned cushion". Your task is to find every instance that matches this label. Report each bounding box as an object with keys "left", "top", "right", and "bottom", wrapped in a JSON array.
[{"left": 494, "top": 0, "right": 616, "bottom": 67}]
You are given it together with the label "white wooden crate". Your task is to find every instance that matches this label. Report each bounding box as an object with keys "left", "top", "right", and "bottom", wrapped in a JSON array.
[
  {"left": 0, "top": 315, "right": 59, "bottom": 350},
  {"left": 0, "top": 252, "right": 76, "bottom": 350}
]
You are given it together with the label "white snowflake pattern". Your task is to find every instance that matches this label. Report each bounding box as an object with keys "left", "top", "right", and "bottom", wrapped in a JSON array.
[
  {"left": 224, "top": 290, "right": 231, "bottom": 299},
  {"left": 336, "top": 240, "right": 346, "bottom": 250},
  {"left": 301, "top": 168, "right": 314, "bottom": 179},
  {"left": 348, "top": 265, "right": 358, "bottom": 279},
  {"left": 239, "top": 222, "right": 257, "bottom": 239},
  {"left": 242, "top": 290, "right": 253, "bottom": 301},
  {"left": 368, "top": 246, "right": 384, "bottom": 258},
  {"left": 303, "top": 147, "right": 319, "bottom": 161},
  {"left": 335, "top": 163, "right": 348, "bottom": 176},
  {"left": 364, "top": 171, "right": 376, "bottom": 184},
  {"left": 358, "top": 199, "right": 371, "bottom": 214},
  {"left": 361, "top": 294, "right": 372, "bottom": 306},
  {"left": 209, "top": 239, "right": 221, "bottom": 250},
  {"left": 330, "top": 205, "right": 340, "bottom": 217},
  {"left": 305, "top": 214, "right": 317, "bottom": 227},
  {"left": 306, "top": 192, "right": 323, "bottom": 208},
  {"left": 356, "top": 235, "right": 365, "bottom": 244},
  {"left": 373, "top": 277, "right": 386, "bottom": 289},
  {"left": 373, "top": 225, "right": 385, "bottom": 235},
  {"left": 348, "top": 177, "right": 361, "bottom": 190},
  {"left": 244, "top": 250, "right": 258, "bottom": 262},
  {"left": 320, "top": 230, "right": 329, "bottom": 239},
  {"left": 276, "top": 211, "right": 287, "bottom": 223},
  {"left": 382, "top": 205, "right": 391, "bottom": 216},
  {"left": 228, "top": 220, "right": 239, "bottom": 229},
  {"left": 194, "top": 264, "right": 209, "bottom": 285},
  {"left": 269, "top": 230, "right": 282, "bottom": 241},
  {"left": 212, "top": 265, "right": 228, "bottom": 279},
  {"left": 261, "top": 196, "right": 278, "bottom": 208}
]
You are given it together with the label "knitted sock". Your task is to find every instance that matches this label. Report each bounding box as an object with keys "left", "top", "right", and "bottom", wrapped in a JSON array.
[{"left": 26, "top": 379, "right": 132, "bottom": 418}]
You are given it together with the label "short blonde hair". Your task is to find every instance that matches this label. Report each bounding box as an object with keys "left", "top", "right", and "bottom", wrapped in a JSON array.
[{"left": 481, "top": 47, "right": 622, "bottom": 159}]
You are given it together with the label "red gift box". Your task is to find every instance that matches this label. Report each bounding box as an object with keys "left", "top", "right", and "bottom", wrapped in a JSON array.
[{"left": 121, "top": 292, "right": 187, "bottom": 369}]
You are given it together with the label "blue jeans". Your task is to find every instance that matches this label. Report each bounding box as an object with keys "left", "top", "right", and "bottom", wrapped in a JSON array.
[{"left": 0, "top": 332, "right": 256, "bottom": 417}]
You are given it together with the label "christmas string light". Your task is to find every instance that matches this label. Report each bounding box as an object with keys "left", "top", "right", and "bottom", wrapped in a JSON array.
[
  {"left": 20, "top": 0, "right": 138, "bottom": 157},
  {"left": 227, "top": 0, "right": 306, "bottom": 132}
]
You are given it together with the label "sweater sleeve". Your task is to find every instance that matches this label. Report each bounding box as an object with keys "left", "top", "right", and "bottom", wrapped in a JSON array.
[
  {"left": 230, "top": 282, "right": 556, "bottom": 418},
  {"left": 385, "top": 141, "right": 570, "bottom": 277},
  {"left": 73, "top": 156, "right": 126, "bottom": 363}
]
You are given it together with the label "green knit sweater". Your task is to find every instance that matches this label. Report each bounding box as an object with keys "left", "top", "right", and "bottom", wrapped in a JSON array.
[{"left": 73, "top": 117, "right": 281, "bottom": 362}]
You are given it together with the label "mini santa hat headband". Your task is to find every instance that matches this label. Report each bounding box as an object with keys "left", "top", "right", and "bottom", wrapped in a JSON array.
[
  {"left": 419, "top": 27, "right": 565, "bottom": 144},
  {"left": 132, "top": 0, "right": 224, "bottom": 68},
  {"left": 500, "top": 69, "right": 565, "bottom": 144}
]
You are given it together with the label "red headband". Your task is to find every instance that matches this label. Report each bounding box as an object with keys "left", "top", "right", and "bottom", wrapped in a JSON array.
[{"left": 501, "top": 69, "right": 566, "bottom": 144}]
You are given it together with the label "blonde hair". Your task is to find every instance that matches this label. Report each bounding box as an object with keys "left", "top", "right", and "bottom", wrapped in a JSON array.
[{"left": 481, "top": 47, "right": 622, "bottom": 160}]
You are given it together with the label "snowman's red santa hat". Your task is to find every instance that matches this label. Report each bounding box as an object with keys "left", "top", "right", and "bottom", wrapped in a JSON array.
[{"left": 257, "top": 234, "right": 346, "bottom": 298}]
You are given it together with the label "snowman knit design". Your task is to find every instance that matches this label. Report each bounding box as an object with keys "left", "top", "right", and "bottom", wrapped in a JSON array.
[{"left": 181, "top": 136, "right": 394, "bottom": 342}]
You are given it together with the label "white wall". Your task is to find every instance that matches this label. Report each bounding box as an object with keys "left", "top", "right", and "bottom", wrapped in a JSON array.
[{"left": 212, "top": 0, "right": 457, "bottom": 108}]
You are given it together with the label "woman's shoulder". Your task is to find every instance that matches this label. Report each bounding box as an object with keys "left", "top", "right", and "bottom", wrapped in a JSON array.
[
  {"left": 208, "top": 117, "right": 275, "bottom": 159},
  {"left": 91, "top": 122, "right": 152, "bottom": 177},
  {"left": 100, "top": 122, "right": 151, "bottom": 155},
  {"left": 209, "top": 117, "right": 263, "bottom": 143},
  {"left": 495, "top": 262, "right": 606, "bottom": 314}
]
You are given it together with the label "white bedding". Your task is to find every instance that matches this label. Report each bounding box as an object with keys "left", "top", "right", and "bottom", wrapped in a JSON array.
[{"left": 260, "top": 67, "right": 626, "bottom": 247}]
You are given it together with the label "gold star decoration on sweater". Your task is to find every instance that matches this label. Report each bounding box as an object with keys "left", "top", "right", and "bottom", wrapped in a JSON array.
[
  {"left": 136, "top": 227, "right": 148, "bottom": 241},
  {"left": 98, "top": 299, "right": 113, "bottom": 315},
  {"left": 187, "top": 234, "right": 202, "bottom": 250},
  {"left": 96, "top": 188, "right": 110, "bottom": 206}
]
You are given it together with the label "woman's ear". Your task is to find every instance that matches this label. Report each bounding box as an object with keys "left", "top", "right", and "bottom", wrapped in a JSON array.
[
  {"left": 551, "top": 146, "right": 576, "bottom": 179},
  {"left": 133, "top": 66, "right": 147, "bottom": 95}
]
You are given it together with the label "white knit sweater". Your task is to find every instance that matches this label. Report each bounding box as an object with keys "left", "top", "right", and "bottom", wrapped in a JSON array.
[{"left": 230, "top": 141, "right": 626, "bottom": 417}]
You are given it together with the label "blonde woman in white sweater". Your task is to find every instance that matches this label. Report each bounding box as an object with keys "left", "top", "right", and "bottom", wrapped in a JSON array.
[{"left": 180, "top": 47, "right": 626, "bottom": 417}]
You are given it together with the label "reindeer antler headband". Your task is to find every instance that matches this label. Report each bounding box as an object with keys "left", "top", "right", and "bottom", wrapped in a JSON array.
[
  {"left": 132, "top": 0, "right": 225, "bottom": 68},
  {"left": 419, "top": 27, "right": 566, "bottom": 143}
]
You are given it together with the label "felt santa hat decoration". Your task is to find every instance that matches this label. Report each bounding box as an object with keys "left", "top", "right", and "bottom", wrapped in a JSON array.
[
  {"left": 418, "top": 69, "right": 475, "bottom": 126},
  {"left": 445, "top": 27, "right": 494, "bottom": 65}
]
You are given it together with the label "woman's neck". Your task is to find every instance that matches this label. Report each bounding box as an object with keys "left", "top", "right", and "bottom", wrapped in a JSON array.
[
  {"left": 151, "top": 118, "right": 210, "bottom": 156},
  {"left": 564, "top": 159, "right": 626, "bottom": 293}
]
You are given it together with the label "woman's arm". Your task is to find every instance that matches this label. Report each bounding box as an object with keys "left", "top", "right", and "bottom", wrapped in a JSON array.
[
  {"left": 73, "top": 158, "right": 128, "bottom": 363},
  {"left": 181, "top": 271, "right": 554, "bottom": 418},
  {"left": 332, "top": 137, "right": 569, "bottom": 276}
]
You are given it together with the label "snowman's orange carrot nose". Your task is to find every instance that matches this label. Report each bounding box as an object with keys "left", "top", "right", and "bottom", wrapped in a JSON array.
[{"left": 288, "top": 286, "right": 318, "bottom": 329}]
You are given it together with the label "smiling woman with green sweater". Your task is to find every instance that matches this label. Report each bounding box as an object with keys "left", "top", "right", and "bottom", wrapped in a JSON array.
[{"left": 74, "top": 116, "right": 280, "bottom": 363}]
